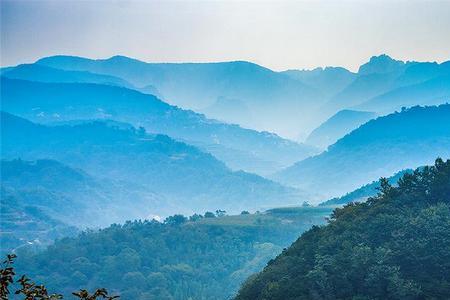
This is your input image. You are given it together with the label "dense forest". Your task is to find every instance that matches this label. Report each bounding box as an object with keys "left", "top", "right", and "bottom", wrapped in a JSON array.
[
  {"left": 11, "top": 206, "right": 332, "bottom": 299},
  {"left": 236, "top": 158, "right": 450, "bottom": 299}
]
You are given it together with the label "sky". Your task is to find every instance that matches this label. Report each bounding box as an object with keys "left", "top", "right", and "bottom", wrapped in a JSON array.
[{"left": 1, "top": 0, "right": 450, "bottom": 71}]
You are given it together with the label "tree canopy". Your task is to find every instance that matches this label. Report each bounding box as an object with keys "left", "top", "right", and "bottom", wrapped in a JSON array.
[
  {"left": 236, "top": 158, "right": 450, "bottom": 300},
  {"left": 12, "top": 207, "right": 331, "bottom": 299}
]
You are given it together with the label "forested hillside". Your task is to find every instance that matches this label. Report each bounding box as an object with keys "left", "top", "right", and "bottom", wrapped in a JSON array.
[
  {"left": 319, "top": 169, "right": 411, "bottom": 206},
  {"left": 1, "top": 158, "right": 163, "bottom": 252},
  {"left": 13, "top": 206, "right": 332, "bottom": 299},
  {"left": 1, "top": 186, "right": 78, "bottom": 255},
  {"left": 236, "top": 158, "right": 450, "bottom": 300}
]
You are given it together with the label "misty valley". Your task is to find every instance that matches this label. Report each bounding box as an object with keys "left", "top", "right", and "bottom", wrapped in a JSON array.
[{"left": 1, "top": 52, "right": 450, "bottom": 300}]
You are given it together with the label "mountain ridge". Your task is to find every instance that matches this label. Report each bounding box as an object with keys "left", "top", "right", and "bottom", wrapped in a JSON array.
[
  {"left": 275, "top": 104, "right": 450, "bottom": 199},
  {"left": 35, "top": 54, "right": 326, "bottom": 138},
  {"left": 1, "top": 111, "right": 306, "bottom": 215},
  {"left": 0, "top": 77, "right": 317, "bottom": 175}
]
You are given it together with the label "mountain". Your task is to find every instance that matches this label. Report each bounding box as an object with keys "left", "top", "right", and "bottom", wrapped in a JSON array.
[
  {"left": 358, "top": 54, "right": 409, "bottom": 75},
  {"left": 319, "top": 169, "right": 412, "bottom": 206},
  {"left": 323, "top": 55, "right": 412, "bottom": 111},
  {"left": 35, "top": 55, "right": 326, "bottom": 138},
  {"left": 281, "top": 67, "right": 356, "bottom": 98},
  {"left": 1, "top": 63, "right": 134, "bottom": 88},
  {"left": 13, "top": 206, "right": 333, "bottom": 299},
  {"left": 201, "top": 96, "right": 254, "bottom": 126},
  {"left": 305, "top": 109, "right": 377, "bottom": 149},
  {"left": 355, "top": 75, "right": 450, "bottom": 113},
  {"left": 0, "top": 77, "right": 317, "bottom": 175},
  {"left": 236, "top": 159, "right": 450, "bottom": 299},
  {"left": 321, "top": 55, "right": 450, "bottom": 116},
  {"left": 0, "top": 158, "right": 164, "bottom": 227},
  {"left": 0, "top": 158, "right": 181, "bottom": 253},
  {"left": 30, "top": 54, "right": 450, "bottom": 138},
  {"left": 394, "top": 61, "right": 450, "bottom": 86},
  {"left": 274, "top": 104, "right": 450, "bottom": 199},
  {"left": 1, "top": 112, "right": 304, "bottom": 215}
]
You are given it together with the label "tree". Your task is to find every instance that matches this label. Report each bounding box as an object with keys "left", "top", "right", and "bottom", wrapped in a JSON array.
[
  {"left": 163, "top": 214, "right": 187, "bottom": 225},
  {"left": 1, "top": 254, "right": 16, "bottom": 300},
  {"left": 215, "top": 210, "right": 226, "bottom": 217},
  {"left": 236, "top": 158, "right": 450, "bottom": 300},
  {"left": 189, "top": 213, "right": 203, "bottom": 222},
  {"left": 204, "top": 211, "right": 216, "bottom": 218},
  {"left": 137, "top": 126, "right": 146, "bottom": 136},
  {"left": 0, "top": 254, "right": 119, "bottom": 299}
]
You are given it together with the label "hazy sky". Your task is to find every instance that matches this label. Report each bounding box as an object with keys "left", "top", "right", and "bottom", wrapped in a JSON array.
[{"left": 1, "top": 0, "right": 450, "bottom": 71}]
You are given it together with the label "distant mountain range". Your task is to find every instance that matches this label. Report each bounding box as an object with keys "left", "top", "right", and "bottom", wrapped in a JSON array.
[
  {"left": 322, "top": 55, "right": 450, "bottom": 116},
  {"left": 2, "top": 54, "right": 448, "bottom": 202},
  {"left": 293, "top": 56, "right": 450, "bottom": 149},
  {"left": 281, "top": 67, "right": 356, "bottom": 98},
  {"left": 275, "top": 104, "right": 450, "bottom": 200},
  {"left": 0, "top": 77, "right": 316, "bottom": 175},
  {"left": 3, "top": 54, "right": 448, "bottom": 144},
  {"left": 355, "top": 75, "right": 450, "bottom": 113},
  {"left": 1, "top": 63, "right": 134, "bottom": 88},
  {"left": 33, "top": 55, "right": 325, "bottom": 138},
  {"left": 1, "top": 112, "right": 306, "bottom": 217}
]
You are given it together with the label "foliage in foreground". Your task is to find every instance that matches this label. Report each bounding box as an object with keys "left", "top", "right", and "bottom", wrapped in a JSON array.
[
  {"left": 0, "top": 254, "right": 117, "bottom": 300},
  {"left": 236, "top": 158, "right": 450, "bottom": 300}
]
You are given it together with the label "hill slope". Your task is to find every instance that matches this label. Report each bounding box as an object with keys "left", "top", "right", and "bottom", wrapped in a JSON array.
[
  {"left": 355, "top": 75, "right": 450, "bottom": 113},
  {"left": 0, "top": 77, "right": 317, "bottom": 175},
  {"left": 322, "top": 55, "right": 412, "bottom": 113},
  {"left": 0, "top": 157, "right": 178, "bottom": 253},
  {"left": 0, "top": 158, "right": 165, "bottom": 227},
  {"left": 319, "top": 169, "right": 412, "bottom": 206},
  {"left": 236, "top": 158, "right": 450, "bottom": 299},
  {"left": 1, "top": 112, "right": 303, "bottom": 215},
  {"left": 0, "top": 185, "right": 78, "bottom": 254},
  {"left": 305, "top": 109, "right": 377, "bottom": 149},
  {"left": 275, "top": 104, "right": 450, "bottom": 199}
]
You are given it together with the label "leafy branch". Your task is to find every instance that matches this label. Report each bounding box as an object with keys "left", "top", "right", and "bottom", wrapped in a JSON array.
[{"left": 0, "top": 255, "right": 118, "bottom": 300}]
